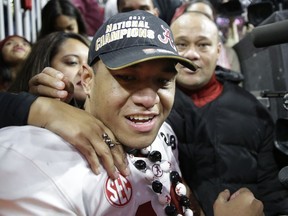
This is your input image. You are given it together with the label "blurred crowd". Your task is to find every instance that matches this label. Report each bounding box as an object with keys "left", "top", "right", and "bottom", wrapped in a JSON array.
[{"left": 1, "top": 0, "right": 274, "bottom": 92}]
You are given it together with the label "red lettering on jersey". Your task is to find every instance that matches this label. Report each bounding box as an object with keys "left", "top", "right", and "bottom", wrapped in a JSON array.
[{"left": 105, "top": 175, "right": 132, "bottom": 207}]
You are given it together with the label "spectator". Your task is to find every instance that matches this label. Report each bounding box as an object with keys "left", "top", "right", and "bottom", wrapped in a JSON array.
[
  {"left": 104, "top": 0, "right": 118, "bottom": 22},
  {"left": 0, "top": 35, "right": 31, "bottom": 91},
  {"left": 9, "top": 32, "right": 90, "bottom": 107},
  {"left": 169, "top": 11, "right": 288, "bottom": 215},
  {"left": 106, "top": 0, "right": 182, "bottom": 26},
  {"left": 38, "top": 0, "right": 87, "bottom": 40},
  {"left": 71, "top": 0, "right": 104, "bottom": 36},
  {"left": 172, "top": 0, "right": 241, "bottom": 74},
  {"left": 153, "top": 0, "right": 182, "bottom": 25},
  {"left": 117, "top": 0, "right": 159, "bottom": 16},
  {"left": 171, "top": 0, "right": 215, "bottom": 22}
]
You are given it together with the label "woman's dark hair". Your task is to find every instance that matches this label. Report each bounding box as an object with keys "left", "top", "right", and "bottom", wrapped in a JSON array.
[
  {"left": 9, "top": 32, "right": 90, "bottom": 93},
  {"left": 0, "top": 52, "right": 11, "bottom": 85},
  {"left": 38, "top": 0, "right": 87, "bottom": 40}
]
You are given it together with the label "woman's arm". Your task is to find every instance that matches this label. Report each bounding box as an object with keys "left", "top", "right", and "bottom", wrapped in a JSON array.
[
  {"left": 0, "top": 92, "right": 129, "bottom": 179},
  {"left": 0, "top": 92, "right": 37, "bottom": 127}
]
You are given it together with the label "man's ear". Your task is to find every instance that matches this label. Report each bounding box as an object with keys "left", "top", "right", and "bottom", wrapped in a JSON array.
[
  {"left": 81, "top": 64, "right": 94, "bottom": 96},
  {"left": 153, "top": 7, "right": 160, "bottom": 17}
]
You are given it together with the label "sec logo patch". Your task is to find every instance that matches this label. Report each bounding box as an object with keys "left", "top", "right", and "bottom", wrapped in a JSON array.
[{"left": 105, "top": 175, "right": 132, "bottom": 207}]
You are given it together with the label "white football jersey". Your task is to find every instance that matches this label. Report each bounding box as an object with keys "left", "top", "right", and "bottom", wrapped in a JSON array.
[{"left": 0, "top": 122, "right": 180, "bottom": 216}]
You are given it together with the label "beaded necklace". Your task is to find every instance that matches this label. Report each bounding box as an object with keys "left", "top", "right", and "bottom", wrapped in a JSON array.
[{"left": 128, "top": 146, "right": 194, "bottom": 216}]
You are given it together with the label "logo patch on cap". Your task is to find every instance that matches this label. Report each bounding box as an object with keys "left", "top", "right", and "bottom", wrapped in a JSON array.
[{"left": 158, "top": 25, "right": 177, "bottom": 51}]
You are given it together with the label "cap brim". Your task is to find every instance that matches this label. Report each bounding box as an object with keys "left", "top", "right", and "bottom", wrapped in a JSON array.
[{"left": 99, "top": 46, "right": 196, "bottom": 71}]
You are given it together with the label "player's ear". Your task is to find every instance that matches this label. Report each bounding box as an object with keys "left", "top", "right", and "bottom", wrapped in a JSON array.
[
  {"left": 81, "top": 64, "right": 94, "bottom": 97},
  {"left": 153, "top": 7, "right": 160, "bottom": 17}
]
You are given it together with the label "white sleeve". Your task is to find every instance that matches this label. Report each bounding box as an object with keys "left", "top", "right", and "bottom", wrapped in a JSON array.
[{"left": 0, "top": 126, "right": 87, "bottom": 216}]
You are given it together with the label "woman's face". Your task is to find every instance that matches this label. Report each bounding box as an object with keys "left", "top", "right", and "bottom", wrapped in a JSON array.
[
  {"left": 54, "top": 15, "right": 79, "bottom": 34},
  {"left": 1, "top": 36, "right": 31, "bottom": 65},
  {"left": 50, "top": 38, "right": 89, "bottom": 102}
]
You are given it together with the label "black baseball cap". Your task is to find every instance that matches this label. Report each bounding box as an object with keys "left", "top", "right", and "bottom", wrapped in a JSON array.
[{"left": 88, "top": 10, "right": 196, "bottom": 71}]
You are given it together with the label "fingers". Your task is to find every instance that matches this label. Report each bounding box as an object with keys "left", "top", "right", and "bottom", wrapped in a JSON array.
[
  {"left": 93, "top": 140, "right": 120, "bottom": 179},
  {"left": 237, "top": 188, "right": 264, "bottom": 216},
  {"left": 251, "top": 198, "right": 264, "bottom": 216},
  {"left": 92, "top": 130, "right": 130, "bottom": 179},
  {"left": 111, "top": 144, "right": 130, "bottom": 177},
  {"left": 29, "top": 84, "right": 68, "bottom": 99},
  {"left": 213, "top": 187, "right": 264, "bottom": 216},
  {"left": 63, "top": 77, "right": 74, "bottom": 95},
  {"left": 60, "top": 124, "right": 121, "bottom": 179},
  {"left": 230, "top": 189, "right": 241, "bottom": 200},
  {"left": 69, "top": 124, "right": 121, "bottom": 179},
  {"left": 236, "top": 188, "right": 264, "bottom": 213},
  {"left": 230, "top": 187, "right": 254, "bottom": 202},
  {"left": 72, "top": 138, "right": 101, "bottom": 175},
  {"left": 61, "top": 77, "right": 74, "bottom": 103},
  {"left": 213, "top": 189, "right": 230, "bottom": 216},
  {"left": 28, "top": 67, "right": 68, "bottom": 99},
  {"left": 83, "top": 122, "right": 129, "bottom": 179},
  {"left": 215, "top": 189, "right": 231, "bottom": 204},
  {"left": 30, "top": 97, "right": 129, "bottom": 180}
]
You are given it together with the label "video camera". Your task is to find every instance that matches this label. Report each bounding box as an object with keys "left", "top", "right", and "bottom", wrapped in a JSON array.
[
  {"left": 263, "top": 91, "right": 288, "bottom": 188},
  {"left": 216, "top": 0, "right": 288, "bottom": 26},
  {"left": 241, "top": 2, "right": 288, "bottom": 188},
  {"left": 261, "top": 90, "right": 288, "bottom": 157},
  {"left": 247, "top": 0, "right": 288, "bottom": 26}
]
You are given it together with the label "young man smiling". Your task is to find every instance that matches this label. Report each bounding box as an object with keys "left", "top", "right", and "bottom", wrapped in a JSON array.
[{"left": 0, "top": 10, "right": 264, "bottom": 216}]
